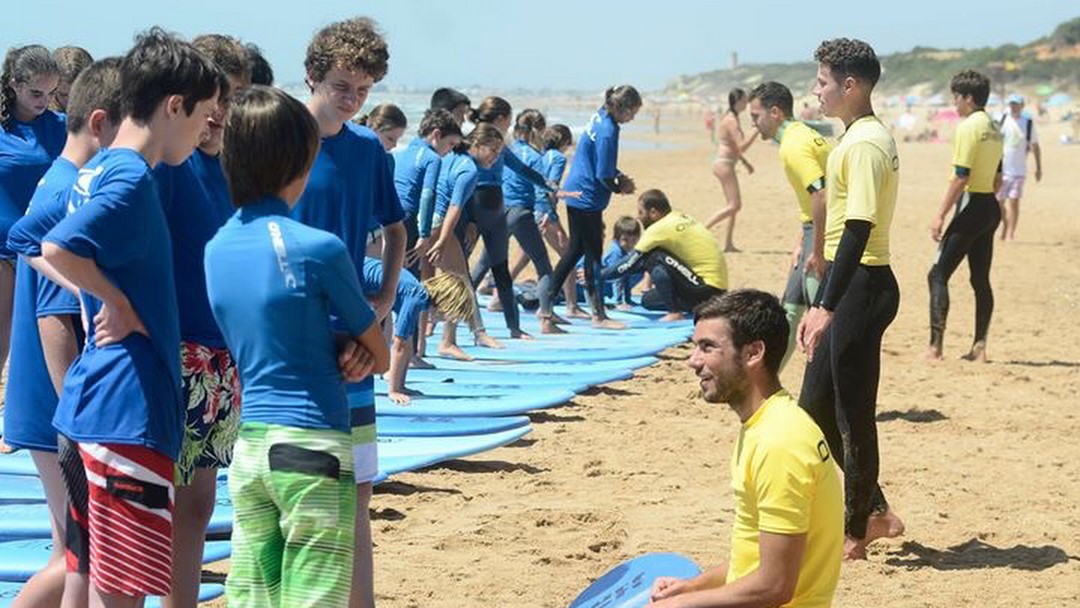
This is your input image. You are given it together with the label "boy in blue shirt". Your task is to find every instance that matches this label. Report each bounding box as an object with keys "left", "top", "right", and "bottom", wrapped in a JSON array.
[
  {"left": 40, "top": 30, "right": 222, "bottom": 606},
  {"left": 575, "top": 216, "right": 645, "bottom": 307},
  {"left": 206, "top": 84, "right": 389, "bottom": 608},
  {"left": 4, "top": 57, "right": 121, "bottom": 608},
  {"left": 292, "top": 17, "right": 403, "bottom": 608}
]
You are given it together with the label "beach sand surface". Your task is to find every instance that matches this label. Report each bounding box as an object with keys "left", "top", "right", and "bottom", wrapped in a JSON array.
[{"left": 205, "top": 113, "right": 1079, "bottom": 607}]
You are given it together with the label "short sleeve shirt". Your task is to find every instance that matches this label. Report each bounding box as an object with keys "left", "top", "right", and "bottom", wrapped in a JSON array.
[
  {"left": 393, "top": 138, "right": 442, "bottom": 218},
  {"left": 778, "top": 121, "right": 832, "bottom": 223},
  {"left": 434, "top": 152, "right": 479, "bottom": 218},
  {"left": 0, "top": 111, "right": 67, "bottom": 259},
  {"left": 823, "top": 116, "right": 899, "bottom": 266},
  {"left": 563, "top": 108, "right": 620, "bottom": 212},
  {"left": 952, "top": 110, "right": 1003, "bottom": 194},
  {"left": 634, "top": 211, "right": 728, "bottom": 290}
]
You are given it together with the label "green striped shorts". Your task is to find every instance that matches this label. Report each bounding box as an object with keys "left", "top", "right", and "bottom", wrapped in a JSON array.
[{"left": 226, "top": 422, "right": 355, "bottom": 607}]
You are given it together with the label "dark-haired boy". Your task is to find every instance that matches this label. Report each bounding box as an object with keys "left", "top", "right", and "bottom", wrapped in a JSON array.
[
  {"left": 290, "top": 17, "right": 406, "bottom": 608},
  {"left": 796, "top": 38, "right": 904, "bottom": 560},
  {"left": 927, "top": 70, "right": 1003, "bottom": 363},
  {"left": 430, "top": 87, "right": 471, "bottom": 126},
  {"left": 5, "top": 56, "right": 122, "bottom": 608},
  {"left": 41, "top": 29, "right": 221, "bottom": 607},
  {"left": 649, "top": 290, "right": 841, "bottom": 608},
  {"left": 747, "top": 81, "right": 832, "bottom": 368}
]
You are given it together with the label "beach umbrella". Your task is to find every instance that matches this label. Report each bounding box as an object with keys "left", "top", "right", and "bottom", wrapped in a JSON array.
[
  {"left": 927, "top": 93, "right": 947, "bottom": 107},
  {"left": 904, "top": 94, "right": 922, "bottom": 105},
  {"left": 1046, "top": 92, "right": 1073, "bottom": 107},
  {"left": 932, "top": 108, "right": 961, "bottom": 122},
  {"left": 1035, "top": 84, "right": 1055, "bottom": 97}
]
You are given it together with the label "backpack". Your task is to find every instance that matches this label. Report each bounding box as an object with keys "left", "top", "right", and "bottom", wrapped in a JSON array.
[{"left": 998, "top": 113, "right": 1033, "bottom": 143}]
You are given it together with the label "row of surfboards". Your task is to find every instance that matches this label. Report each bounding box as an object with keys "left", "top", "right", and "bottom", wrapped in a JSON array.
[{"left": 0, "top": 304, "right": 698, "bottom": 606}]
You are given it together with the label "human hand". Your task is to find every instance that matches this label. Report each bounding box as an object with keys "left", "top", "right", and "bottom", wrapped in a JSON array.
[
  {"left": 426, "top": 239, "right": 446, "bottom": 266},
  {"left": 650, "top": 576, "right": 687, "bottom": 602},
  {"left": 743, "top": 160, "right": 755, "bottom": 175},
  {"left": 619, "top": 175, "right": 636, "bottom": 195},
  {"left": 798, "top": 307, "right": 834, "bottom": 361},
  {"left": 929, "top": 213, "right": 945, "bottom": 242},
  {"left": 336, "top": 335, "right": 376, "bottom": 382},
  {"left": 804, "top": 251, "right": 826, "bottom": 280},
  {"left": 367, "top": 291, "right": 395, "bottom": 322},
  {"left": 406, "top": 237, "right": 430, "bottom": 267},
  {"left": 93, "top": 299, "right": 148, "bottom": 347}
]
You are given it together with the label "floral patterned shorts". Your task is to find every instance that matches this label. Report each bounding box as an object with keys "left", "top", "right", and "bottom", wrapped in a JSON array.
[{"left": 175, "top": 341, "right": 241, "bottom": 485}]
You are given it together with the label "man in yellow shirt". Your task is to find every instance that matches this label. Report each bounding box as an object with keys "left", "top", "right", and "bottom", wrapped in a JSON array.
[
  {"left": 795, "top": 38, "right": 905, "bottom": 561},
  {"left": 602, "top": 189, "right": 727, "bottom": 321},
  {"left": 650, "top": 290, "right": 842, "bottom": 607},
  {"left": 747, "top": 81, "right": 832, "bottom": 368},
  {"left": 927, "top": 70, "right": 1004, "bottom": 363}
]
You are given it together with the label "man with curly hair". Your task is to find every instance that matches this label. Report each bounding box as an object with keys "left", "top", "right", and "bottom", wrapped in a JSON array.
[
  {"left": 795, "top": 38, "right": 905, "bottom": 561},
  {"left": 290, "top": 16, "right": 406, "bottom": 608}
]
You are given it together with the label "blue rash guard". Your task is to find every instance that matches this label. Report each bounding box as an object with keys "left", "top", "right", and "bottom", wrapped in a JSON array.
[
  {"left": 434, "top": 151, "right": 479, "bottom": 219},
  {"left": 563, "top": 108, "right": 620, "bottom": 212},
  {"left": 475, "top": 144, "right": 552, "bottom": 191},
  {"left": 393, "top": 138, "right": 442, "bottom": 238},
  {"left": 535, "top": 148, "right": 567, "bottom": 219},
  {"left": 205, "top": 196, "right": 375, "bottom": 432},
  {"left": 503, "top": 139, "right": 546, "bottom": 210},
  {"left": 0, "top": 111, "right": 67, "bottom": 259}
]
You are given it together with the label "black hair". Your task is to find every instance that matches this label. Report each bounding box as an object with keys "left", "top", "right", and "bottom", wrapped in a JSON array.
[
  {"left": 222, "top": 85, "right": 319, "bottom": 206},
  {"left": 541, "top": 124, "right": 572, "bottom": 151},
  {"left": 613, "top": 216, "right": 641, "bottom": 240},
  {"left": 604, "top": 84, "right": 642, "bottom": 117},
  {"left": 727, "top": 88, "right": 746, "bottom": 115},
  {"left": 430, "top": 87, "right": 470, "bottom": 112},
  {"left": 469, "top": 96, "right": 511, "bottom": 124},
  {"left": 120, "top": 27, "right": 223, "bottom": 122},
  {"left": 418, "top": 108, "right": 462, "bottom": 138},
  {"left": 814, "top": 38, "right": 881, "bottom": 88},
  {"left": 638, "top": 189, "right": 671, "bottom": 215},
  {"left": 1, "top": 45, "right": 60, "bottom": 129},
  {"left": 950, "top": 70, "right": 991, "bottom": 108},
  {"left": 245, "top": 43, "right": 274, "bottom": 86},
  {"left": 65, "top": 57, "right": 122, "bottom": 134},
  {"left": 693, "top": 290, "right": 790, "bottom": 375},
  {"left": 748, "top": 82, "right": 793, "bottom": 118}
]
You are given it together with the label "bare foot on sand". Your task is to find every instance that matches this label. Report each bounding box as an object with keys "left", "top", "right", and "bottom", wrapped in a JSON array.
[
  {"left": 474, "top": 332, "right": 504, "bottom": 349},
  {"left": 960, "top": 341, "right": 988, "bottom": 363},
  {"left": 926, "top": 344, "right": 944, "bottom": 361},
  {"left": 866, "top": 509, "right": 906, "bottom": 543},
  {"left": 438, "top": 344, "right": 473, "bottom": 361},
  {"left": 541, "top": 318, "right": 568, "bottom": 334},
  {"left": 843, "top": 536, "right": 868, "bottom": 561},
  {"left": 724, "top": 245, "right": 741, "bottom": 253}
]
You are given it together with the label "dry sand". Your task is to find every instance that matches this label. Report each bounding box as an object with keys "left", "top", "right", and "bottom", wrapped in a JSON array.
[{"left": 208, "top": 113, "right": 1080, "bottom": 607}]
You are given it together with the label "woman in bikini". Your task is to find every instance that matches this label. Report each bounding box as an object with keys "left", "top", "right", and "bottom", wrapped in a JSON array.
[{"left": 704, "top": 88, "right": 758, "bottom": 252}]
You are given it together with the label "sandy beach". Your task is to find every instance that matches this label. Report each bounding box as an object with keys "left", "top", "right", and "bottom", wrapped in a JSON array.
[{"left": 196, "top": 111, "right": 1080, "bottom": 607}]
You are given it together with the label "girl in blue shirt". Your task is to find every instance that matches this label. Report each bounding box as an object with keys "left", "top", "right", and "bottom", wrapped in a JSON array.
[
  {"left": 0, "top": 45, "right": 63, "bottom": 389},
  {"left": 545, "top": 85, "right": 642, "bottom": 331},
  {"left": 427, "top": 123, "right": 506, "bottom": 360},
  {"left": 207, "top": 85, "right": 389, "bottom": 608}
]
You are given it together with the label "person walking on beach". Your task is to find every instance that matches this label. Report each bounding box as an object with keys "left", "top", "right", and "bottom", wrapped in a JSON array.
[
  {"left": 927, "top": 70, "right": 1003, "bottom": 363},
  {"left": 649, "top": 290, "right": 842, "bottom": 607},
  {"left": 996, "top": 94, "right": 1041, "bottom": 241},
  {"left": 796, "top": 38, "right": 905, "bottom": 561},
  {"left": 704, "top": 88, "right": 758, "bottom": 253}
]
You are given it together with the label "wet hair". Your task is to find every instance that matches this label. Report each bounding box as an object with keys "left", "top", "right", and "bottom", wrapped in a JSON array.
[
  {"left": 469, "top": 96, "right": 512, "bottom": 125},
  {"left": 1, "top": 45, "right": 60, "bottom": 129},
  {"left": 613, "top": 216, "right": 641, "bottom": 240},
  {"left": 604, "top": 85, "right": 642, "bottom": 117},
  {"left": 430, "top": 87, "right": 470, "bottom": 112},
  {"left": 465, "top": 122, "right": 505, "bottom": 150},
  {"left": 950, "top": 69, "right": 991, "bottom": 108},
  {"left": 355, "top": 103, "right": 407, "bottom": 133},
  {"left": 418, "top": 108, "right": 462, "bottom": 138},
  {"left": 222, "top": 85, "right": 319, "bottom": 206},
  {"left": 512, "top": 108, "right": 546, "bottom": 145},
  {"left": 245, "top": 43, "right": 274, "bottom": 86},
  {"left": 542, "top": 124, "right": 572, "bottom": 151},
  {"left": 305, "top": 17, "right": 389, "bottom": 84},
  {"left": 65, "top": 57, "right": 122, "bottom": 134},
  {"left": 638, "top": 189, "right": 671, "bottom": 215},
  {"left": 120, "top": 28, "right": 223, "bottom": 122},
  {"left": 693, "top": 290, "right": 790, "bottom": 375},
  {"left": 727, "top": 88, "right": 746, "bottom": 115},
  {"left": 53, "top": 46, "right": 93, "bottom": 85},
  {"left": 748, "top": 81, "right": 793, "bottom": 118},
  {"left": 814, "top": 38, "right": 881, "bottom": 87},
  {"left": 193, "top": 34, "right": 251, "bottom": 87}
]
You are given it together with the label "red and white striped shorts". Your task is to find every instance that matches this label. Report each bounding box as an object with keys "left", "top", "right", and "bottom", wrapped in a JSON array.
[{"left": 58, "top": 436, "right": 175, "bottom": 597}]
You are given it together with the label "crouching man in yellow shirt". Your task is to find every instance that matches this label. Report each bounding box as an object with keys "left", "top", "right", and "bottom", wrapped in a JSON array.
[{"left": 649, "top": 290, "right": 842, "bottom": 608}]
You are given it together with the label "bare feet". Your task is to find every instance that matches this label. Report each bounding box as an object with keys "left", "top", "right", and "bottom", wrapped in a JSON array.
[
  {"left": 387, "top": 387, "right": 422, "bottom": 405},
  {"left": 565, "top": 307, "right": 591, "bottom": 320},
  {"left": 866, "top": 509, "right": 906, "bottom": 543},
  {"left": 541, "top": 318, "right": 568, "bottom": 334},
  {"left": 438, "top": 343, "right": 473, "bottom": 361},
  {"left": 477, "top": 283, "right": 494, "bottom": 296},
  {"left": 487, "top": 298, "right": 503, "bottom": 312},
  {"left": 474, "top": 332, "right": 504, "bottom": 349},
  {"left": 510, "top": 329, "right": 534, "bottom": 340},
  {"left": 843, "top": 536, "right": 868, "bottom": 561},
  {"left": 0, "top": 438, "right": 12, "bottom": 455},
  {"left": 591, "top": 317, "right": 627, "bottom": 330},
  {"left": 659, "top": 312, "right": 686, "bottom": 322},
  {"left": 545, "top": 312, "right": 570, "bottom": 325},
  {"left": 960, "top": 341, "right": 988, "bottom": 363},
  {"left": 409, "top": 355, "right": 435, "bottom": 369},
  {"left": 724, "top": 245, "right": 741, "bottom": 253},
  {"left": 925, "top": 344, "right": 944, "bottom": 361}
]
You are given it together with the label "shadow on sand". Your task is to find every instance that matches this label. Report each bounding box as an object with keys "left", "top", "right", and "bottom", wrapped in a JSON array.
[{"left": 885, "top": 539, "right": 1079, "bottom": 571}]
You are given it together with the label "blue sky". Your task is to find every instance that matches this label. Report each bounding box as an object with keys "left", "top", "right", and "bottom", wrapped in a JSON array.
[{"left": 4, "top": 1, "right": 1076, "bottom": 91}]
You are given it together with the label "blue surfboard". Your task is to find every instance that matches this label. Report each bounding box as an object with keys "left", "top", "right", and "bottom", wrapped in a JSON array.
[
  {"left": 371, "top": 379, "right": 548, "bottom": 398},
  {"left": 372, "top": 389, "right": 571, "bottom": 417},
  {"left": 0, "top": 582, "right": 224, "bottom": 607},
  {"left": 375, "top": 415, "right": 530, "bottom": 437},
  {"left": 426, "top": 355, "right": 657, "bottom": 374},
  {"left": 0, "top": 538, "right": 231, "bottom": 582},
  {"left": 568, "top": 553, "right": 701, "bottom": 608}
]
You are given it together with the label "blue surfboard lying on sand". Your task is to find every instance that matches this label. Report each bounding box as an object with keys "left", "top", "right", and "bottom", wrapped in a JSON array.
[
  {"left": 373, "top": 379, "right": 543, "bottom": 398},
  {"left": 568, "top": 553, "right": 701, "bottom": 608},
  {"left": 372, "top": 389, "right": 572, "bottom": 417},
  {"left": 374, "top": 415, "right": 530, "bottom": 437},
  {"left": 427, "top": 355, "right": 657, "bottom": 374},
  {"left": 0, "top": 582, "right": 224, "bottom": 607},
  {"left": 0, "top": 538, "right": 232, "bottom": 582},
  {"left": 0, "top": 427, "right": 530, "bottom": 539}
]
